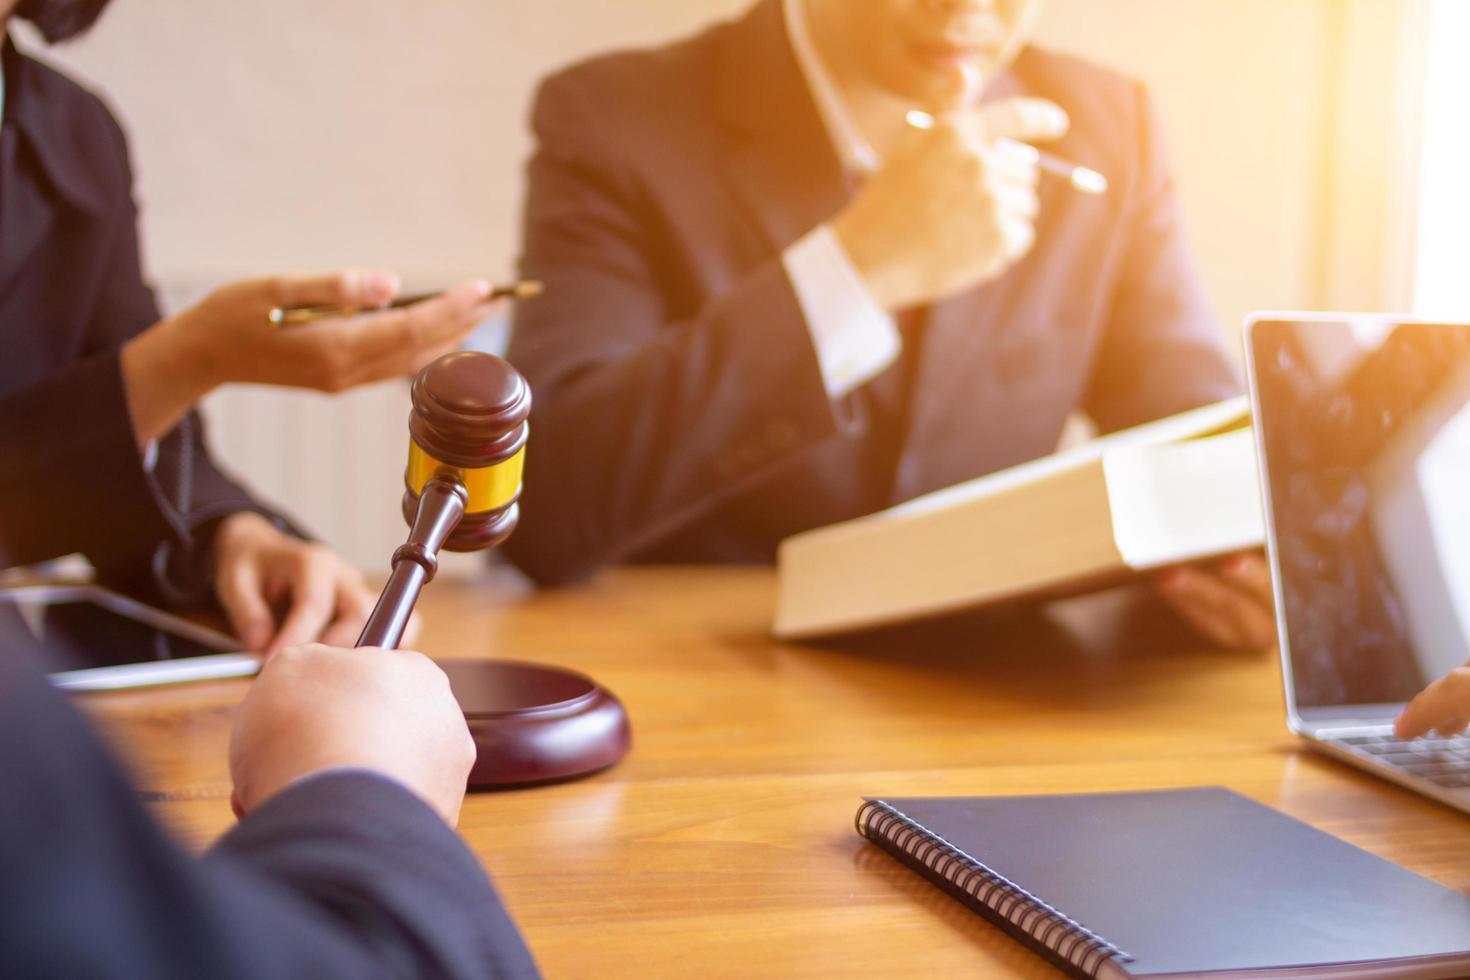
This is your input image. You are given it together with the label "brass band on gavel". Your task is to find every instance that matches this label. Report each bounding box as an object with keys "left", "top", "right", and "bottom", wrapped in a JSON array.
[{"left": 402, "top": 351, "right": 531, "bottom": 552}]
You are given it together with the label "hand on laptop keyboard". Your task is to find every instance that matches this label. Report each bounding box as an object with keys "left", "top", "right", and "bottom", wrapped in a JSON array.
[{"left": 1395, "top": 665, "right": 1470, "bottom": 740}]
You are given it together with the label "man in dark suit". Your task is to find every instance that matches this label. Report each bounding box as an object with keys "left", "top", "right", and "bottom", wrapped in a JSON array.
[
  {"left": 0, "top": 0, "right": 496, "bottom": 656},
  {"left": 504, "top": 0, "right": 1276, "bottom": 648},
  {"left": 0, "top": 624, "right": 539, "bottom": 977}
]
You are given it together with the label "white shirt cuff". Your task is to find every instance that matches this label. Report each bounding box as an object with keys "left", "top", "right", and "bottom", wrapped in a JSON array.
[{"left": 782, "top": 224, "right": 901, "bottom": 399}]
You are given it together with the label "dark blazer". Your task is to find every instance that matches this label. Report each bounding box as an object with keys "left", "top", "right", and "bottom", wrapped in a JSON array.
[
  {"left": 503, "top": 0, "right": 1240, "bottom": 586},
  {"left": 0, "top": 626, "right": 539, "bottom": 979},
  {"left": 0, "top": 39, "right": 287, "bottom": 606}
]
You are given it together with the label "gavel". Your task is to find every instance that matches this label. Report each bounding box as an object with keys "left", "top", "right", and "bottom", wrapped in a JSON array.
[
  {"left": 356, "top": 351, "right": 630, "bottom": 788},
  {"left": 356, "top": 350, "right": 529, "bottom": 649}
]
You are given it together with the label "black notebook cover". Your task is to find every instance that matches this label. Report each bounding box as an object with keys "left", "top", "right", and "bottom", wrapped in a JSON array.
[{"left": 858, "top": 787, "right": 1470, "bottom": 977}]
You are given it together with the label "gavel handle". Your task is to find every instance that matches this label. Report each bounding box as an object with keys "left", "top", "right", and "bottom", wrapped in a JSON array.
[{"left": 356, "top": 479, "right": 467, "bottom": 649}]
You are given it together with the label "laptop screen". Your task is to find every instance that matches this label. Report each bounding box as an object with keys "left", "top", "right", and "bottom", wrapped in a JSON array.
[{"left": 1251, "top": 318, "right": 1470, "bottom": 712}]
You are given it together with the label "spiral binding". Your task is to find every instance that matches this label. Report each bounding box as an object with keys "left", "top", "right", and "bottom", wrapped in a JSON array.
[{"left": 856, "top": 799, "right": 1132, "bottom": 979}]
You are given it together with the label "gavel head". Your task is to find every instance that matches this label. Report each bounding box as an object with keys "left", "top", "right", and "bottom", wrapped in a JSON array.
[{"left": 404, "top": 351, "right": 531, "bottom": 552}]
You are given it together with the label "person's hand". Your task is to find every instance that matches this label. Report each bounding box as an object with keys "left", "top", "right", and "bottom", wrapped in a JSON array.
[
  {"left": 212, "top": 511, "right": 379, "bottom": 657},
  {"left": 229, "top": 643, "right": 474, "bottom": 825},
  {"left": 1396, "top": 666, "right": 1470, "bottom": 740},
  {"left": 1153, "top": 551, "right": 1277, "bottom": 650},
  {"left": 830, "top": 97, "right": 1069, "bottom": 312},
  {"left": 177, "top": 271, "right": 494, "bottom": 392},
  {"left": 121, "top": 269, "right": 498, "bottom": 444}
]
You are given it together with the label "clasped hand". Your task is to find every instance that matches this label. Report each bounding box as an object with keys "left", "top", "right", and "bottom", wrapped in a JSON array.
[{"left": 832, "top": 96, "right": 1070, "bottom": 311}]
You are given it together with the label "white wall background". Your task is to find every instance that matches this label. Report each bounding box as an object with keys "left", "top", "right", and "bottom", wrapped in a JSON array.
[{"left": 31, "top": 0, "right": 1428, "bottom": 570}]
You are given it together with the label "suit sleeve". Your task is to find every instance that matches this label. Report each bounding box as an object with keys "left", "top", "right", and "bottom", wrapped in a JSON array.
[
  {"left": 1081, "top": 83, "right": 1242, "bottom": 434},
  {"left": 503, "top": 72, "right": 843, "bottom": 585},
  {"left": 0, "top": 347, "right": 179, "bottom": 576},
  {"left": 0, "top": 642, "right": 538, "bottom": 980},
  {"left": 0, "top": 99, "right": 301, "bottom": 606}
]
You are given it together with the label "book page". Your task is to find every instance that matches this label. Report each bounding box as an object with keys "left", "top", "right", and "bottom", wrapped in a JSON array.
[
  {"left": 1103, "top": 427, "right": 1264, "bottom": 570},
  {"left": 876, "top": 397, "right": 1249, "bottom": 525}
]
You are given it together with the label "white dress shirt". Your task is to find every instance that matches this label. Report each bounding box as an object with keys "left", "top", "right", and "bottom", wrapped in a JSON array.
[{"left": 779, "top": 0, "right": 902, "bottom": 399}]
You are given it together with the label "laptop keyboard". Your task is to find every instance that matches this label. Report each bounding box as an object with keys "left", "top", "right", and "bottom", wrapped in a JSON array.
[{"left": 1329, "top": 733, "right": 1470, "bottom": 789}]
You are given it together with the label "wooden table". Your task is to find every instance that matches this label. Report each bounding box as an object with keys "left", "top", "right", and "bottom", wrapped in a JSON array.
[{"left": 82, "top": 567, "right": 1470, "bottom": 977}]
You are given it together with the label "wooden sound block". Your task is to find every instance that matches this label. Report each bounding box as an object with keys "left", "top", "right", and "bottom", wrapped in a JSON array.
[{"left": 435, "top": 659, "right": 631, "bottom": 789}]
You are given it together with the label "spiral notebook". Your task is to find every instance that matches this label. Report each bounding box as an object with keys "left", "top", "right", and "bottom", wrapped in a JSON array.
[{"left": 856, "top": 788, "right": 1470, "bottom": 978}]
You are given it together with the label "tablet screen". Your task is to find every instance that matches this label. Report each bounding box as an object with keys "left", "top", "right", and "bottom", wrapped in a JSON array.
[{"left": 0, "top": 590, "right": 233, "bottom": 674}]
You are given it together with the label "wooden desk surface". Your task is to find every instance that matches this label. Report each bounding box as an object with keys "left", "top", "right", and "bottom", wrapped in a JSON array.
[{"left": 82, "top": 567, "right": 1470, "bottom": 977}]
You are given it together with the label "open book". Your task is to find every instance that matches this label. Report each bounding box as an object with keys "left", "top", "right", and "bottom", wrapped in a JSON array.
[{"left": 774, "top": 398, "right": 1263, "bottom": 639}]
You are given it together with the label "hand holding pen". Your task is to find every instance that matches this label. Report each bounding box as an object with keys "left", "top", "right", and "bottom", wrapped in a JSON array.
[
  {"left": 907, "top": 59, "right": 1105, "bottom": 195},
  {"left": 122, "top": 270, "right": 527, "bottom": 445},
  {"left": 827, "top": 62, "right": 1102, "bottom": 314},
  {"left": 903, "top": 109, "right": 1106, "bottom": 195},
  {"left": 203, "top": 272, "right": 508, "bottom": 394}
]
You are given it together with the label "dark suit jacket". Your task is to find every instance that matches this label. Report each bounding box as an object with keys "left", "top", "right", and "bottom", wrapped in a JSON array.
[
  {"left": 503, "top": 0, "right": 1240, "bottom": 586},
  {"left": 0, "top": 39, "right": 288, "bottom": 606},
  {"left": 0, "top": 625, "right": 539, "bottom": 978}
]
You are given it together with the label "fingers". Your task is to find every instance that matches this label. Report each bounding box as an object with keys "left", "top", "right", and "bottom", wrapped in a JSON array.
[
  {"left": 385, "top": 279, "right": 493, "bottom": 345},
  {"left": 269, "top": 279, "right": 494, "bottom": 394},
  {"left": 318, "top": 571, "right": 376, "bottom": 648},
  {"left": 319, "top": 280, "right": 494, "bottom": 381},
  {"left": 1436, "top": 717, "right": 1470, "bottom": 738},
  {"left": 271, "top": 269, "right": 401, "bottom": 311},
  {"left": 215, "top": 555, "right": 275, "bottom": 652},
  {"left": 998, "top": 216, "right": 1036, "bottom": 263},
  {"left": 386, "top": 280, "right": 494, "bottom": 353},
  {"left": 265, "top": 548, "right": 341, "bottom": 657},
  {"left": 1156, "top": 567, "right": 1242, "bottom": 648},
  {"left": 983, "top": 143, "right": 1041, "bottom": 183},
  {"left": 1396, "top": 668, "right": 1470, "bottom": 739},
  {"left": 318, "top": 616, "right": 366, "bottom": 649},
  {"left": 991, "top": 175, "right": 1040, "bottom": 220},
  {"left": 1219, "top": 551, "right": 1274, "bottom": 606},
  {"left": 1155, "top": 564, "right": 1278, "bottom": 650},
  {"left": 969, "top": 97, "right": 1070, "bottom": 146}
]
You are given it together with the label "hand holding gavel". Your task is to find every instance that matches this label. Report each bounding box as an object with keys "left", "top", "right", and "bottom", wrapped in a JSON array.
[
  {"left": 349, "top": 350, "right": 629, "bottom": 789},
  {"left": 231, "top": 351, "right": 531, "bottom": 823}
]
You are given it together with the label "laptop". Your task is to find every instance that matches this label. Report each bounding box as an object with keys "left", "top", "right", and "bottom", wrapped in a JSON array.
[{"left": 1247, "top": 313, "right": 1470, "bottom": 814}]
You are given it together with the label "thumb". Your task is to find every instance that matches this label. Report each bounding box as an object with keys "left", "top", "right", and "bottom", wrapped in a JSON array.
[{"left": 969, "top": 97, "right": 1069, "bottom": 146}]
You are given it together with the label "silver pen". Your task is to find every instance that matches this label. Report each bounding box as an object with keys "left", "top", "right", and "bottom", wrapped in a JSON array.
[{"left": 905, "top": 109, "right": 1108, "bottom": 195}]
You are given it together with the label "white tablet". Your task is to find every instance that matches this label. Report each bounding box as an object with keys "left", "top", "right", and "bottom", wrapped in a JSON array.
[{"left": 1, "top": 583, "right": 259, "bottom": 691}]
